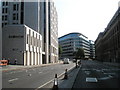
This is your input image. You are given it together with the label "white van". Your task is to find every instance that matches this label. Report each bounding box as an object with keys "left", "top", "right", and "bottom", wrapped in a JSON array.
[{"left": 63, "top": 58, "right": 69, "bottom": 64}]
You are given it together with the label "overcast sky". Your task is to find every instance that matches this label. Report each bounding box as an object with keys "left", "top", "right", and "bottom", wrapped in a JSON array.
[{"left": 54, "top": 0, "right": 120, "bottom": 41}]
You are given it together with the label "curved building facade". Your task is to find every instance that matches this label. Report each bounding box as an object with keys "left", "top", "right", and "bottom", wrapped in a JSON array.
[{"left": 59, "top": 32, "right": 90, "bottom": 59}]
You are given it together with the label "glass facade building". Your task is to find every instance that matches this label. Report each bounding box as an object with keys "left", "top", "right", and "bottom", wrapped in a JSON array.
[{"left": 59, "top": 32, "right": 90, "bottom": 59}]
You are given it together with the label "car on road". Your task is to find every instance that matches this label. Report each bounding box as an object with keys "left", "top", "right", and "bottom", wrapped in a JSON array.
[{"left": 63, "top": 58, "right": 70, "bottom": 64}]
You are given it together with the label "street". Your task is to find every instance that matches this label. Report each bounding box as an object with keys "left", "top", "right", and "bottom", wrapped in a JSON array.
[
  {"left": 2, "top": 60, "right": 120, "bottom": 89},
  {"left": 2, "top": 62, "right": 75, "bottom": 89},
  {"left": 72, "top": 60, "right": 120, "bottom": 88}
]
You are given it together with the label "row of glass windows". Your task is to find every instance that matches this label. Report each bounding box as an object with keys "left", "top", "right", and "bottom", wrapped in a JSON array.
[
  {"left": 2, "top": 8, "right": 8, "bottom": 13},
  {"left": 2, "top": 2, "right": 8, "bottom": 6},
  {"left": 2, "top": 15, "right": 8, "bottom": 21},
  {"left": 2, "top": 23, "right": 7, "bottom": 28},
  {"left": 26, "top": 35, "right": 41, "bottom": 48},
  {"left": 13, "top": 4, "right": 19, "bottom": 11}
]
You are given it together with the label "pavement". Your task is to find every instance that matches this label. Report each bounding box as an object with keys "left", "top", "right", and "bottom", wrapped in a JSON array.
[
  {"left": 1, "top": 61, "right": 63, "bottom": 72},
  {"left": 58, "top": 65, "right": 81, "bottom": 89}
]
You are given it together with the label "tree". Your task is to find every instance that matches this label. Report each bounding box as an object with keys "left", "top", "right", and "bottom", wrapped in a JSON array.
[
  {"left": 76, "top": 48, "right": 85, "bottom": 59},
  {"left": 73, "top": 48, "right": 85, "bottom": 59},
  {"left": 73, "top": 48, "right": 85, "bottom": 68}
]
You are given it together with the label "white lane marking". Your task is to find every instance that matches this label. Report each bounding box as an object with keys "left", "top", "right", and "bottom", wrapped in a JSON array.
[
  {"left": 85, "top": 71, "right": 91, "bottom": 75},
  {"left": 103, "top": 73, "right": 116, "bottom": 75},
  {"left": 8, "top": 78, "right": 19, "bottom": 82},
  {"left": 86, "top": 77, "right": 98, "bottom": 82},
  {"left": 39, "top": 72, "right": 42, "bottom": 74},
  {"left": 98, "top": 75, "right": 113, "bottom": 80}
]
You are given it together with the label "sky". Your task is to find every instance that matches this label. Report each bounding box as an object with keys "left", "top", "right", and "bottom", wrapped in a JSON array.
[{"left": 54, "top": 0, "right": 120, "bottom": 41}]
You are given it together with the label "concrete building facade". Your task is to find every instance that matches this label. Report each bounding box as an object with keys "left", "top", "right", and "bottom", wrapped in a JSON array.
[
  {"left": 95, "top": 7, "right": 120, "bottom": 63},
  {"left": 48, "top": 1, "right": 58, "bottom": 63},
  {"left": 59, "top": 32, "right": 90, "bottom": 60},
  {"left": 89, "top": 40, "right": 95, "bottom": 59},
  {"left": 0, "top": 2, "right": 2, "bottom": 60},
  {"left": 2, "top": 25, "right": 42, "bottom": 65},
  {"left": 2, "top": 0, "right": 58, "bottom": 65}
]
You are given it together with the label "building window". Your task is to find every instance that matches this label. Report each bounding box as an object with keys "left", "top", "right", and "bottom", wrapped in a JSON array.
[
  {"left": 13, "top": 13, "right": 16, "bottom": 20},
  {"left": 2, "top": 23, "right": 4, "bottom": 27},
  {"left": 21, "top": 12, "right": 24, "bottom": 24},
  {"left": 2, "top": 16, "right": 4, "bottom": 21},
  {"left": 16, "top": 13, "right": 18, "bottom": 20},
  {"left": 2, "top": 8, "right": 5, "bottom": 13},
  {"left": 5, "top": 8, "right": 8, "bottom": 13},
  {"left": 2, "top": 2, "right": 5, "bottom": 6},
  {"left": 5, "top": 15, "right": 7, "bottom": 20},
  {"left": 6, "top": 2, "right": 8, "bottom": 6},
  {"left": 5, "top": 23, "right": 7, "bottom": 25},
  {"left": 13, "top": 4, "right": 16, "bottom": 11}
]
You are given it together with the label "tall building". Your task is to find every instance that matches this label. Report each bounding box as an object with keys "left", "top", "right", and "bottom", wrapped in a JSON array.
[
  {"left": 95, "top": 6, "right": 120, "bottom": 63},
  {"left": 0, "top": 2, "right": 2, "bottom": 60},
  {"left": 48, "top": 1, "right": 58, "bottom": 63},
  {"left": 2, "top": 0, "right": 58, "bottom": 65},
  {"left": 89, "top": 40, "right": 95, "bottom": 59},
  {"left": 59, "top": 32, "right": 90, "bottom": 60}
]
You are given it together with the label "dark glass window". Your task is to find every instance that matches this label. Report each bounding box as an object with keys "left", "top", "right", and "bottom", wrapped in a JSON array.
[
  {"left": 5, "top": 8, "right": 8, "bottom": 13},
  {"left": 5, "top": 23, "right": 7, "bottom": 25},
  {"left": 2, "top": 23, "right": 4, "bottom": 27},
  {"left": 16, "top": 13, "right": 18, "bottom": 20},
  {"left": 2, "top": 8, "right": 4, "bottom": 13},
  {"left": 2, "top": 16, "right": 4, "bottom": 21},
  {"left": 21, "top": 12, "right": 23, "bottom": 24},
  {"left": 13, "top": 4, "right": 16, "bottom": 11},
  {"left": 2, "top": 2, "right": 5, "bottom": 6},
  {"left": 6, "top": 2, "right": 8, "bottom": 6},
  {"left": 5, "top": 15, "right": 7, "bottom": 20},
  {"left": 21, "top": 2, "right": 24, "bottom": 24},
  {"left": 13, "top": 13, "right": 16, "bottom": 20}
]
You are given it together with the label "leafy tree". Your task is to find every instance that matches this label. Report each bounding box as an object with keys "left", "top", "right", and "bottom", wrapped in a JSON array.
[
  {"left": 73, "top": 48, "right": 85, "bottom": 59},
  {"left": 76, "top": 48, "right": 85, "bottom": 59},
  {"left": 73, "top": 48, "right": 85, "bottom": 68}
]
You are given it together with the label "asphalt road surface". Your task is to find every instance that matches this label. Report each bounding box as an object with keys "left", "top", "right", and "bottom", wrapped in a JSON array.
[
  {"left": 2, "top": 62, "right": 75, "bottom": 89},
  {"left": 72, "top": 60, "right": 120, "bottom": 89}
]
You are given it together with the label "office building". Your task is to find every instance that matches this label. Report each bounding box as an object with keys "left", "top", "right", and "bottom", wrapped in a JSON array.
[
  {"left": 89, "top": 40, "right": 95, "bottom": 59},
  {"left": 95, "top": 6, "right": 120, "bottom": 63},
  {"left": 59, "top": 32, "right": 90, "bottom": 60},
  {"left": 2, "top": 0, "right": 58, "bottom": 65},
  {"left": 2, "top": 25, "right": 42, "bottom": 65},
  {"left": 0, "top": 2, "right": 2, "bottom": 60}
]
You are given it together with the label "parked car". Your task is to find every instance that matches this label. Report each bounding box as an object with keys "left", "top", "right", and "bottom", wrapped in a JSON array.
[{"left": 63, "top": 58, "right": 70, "bottom": 64}]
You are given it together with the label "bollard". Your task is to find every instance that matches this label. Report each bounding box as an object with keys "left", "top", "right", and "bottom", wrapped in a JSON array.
[
  {"left": 64, "top": 69, "right": 68, "bottom": 79},
  {"left": 52, "top": 74, "right": 58, "bottom": 90}
]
